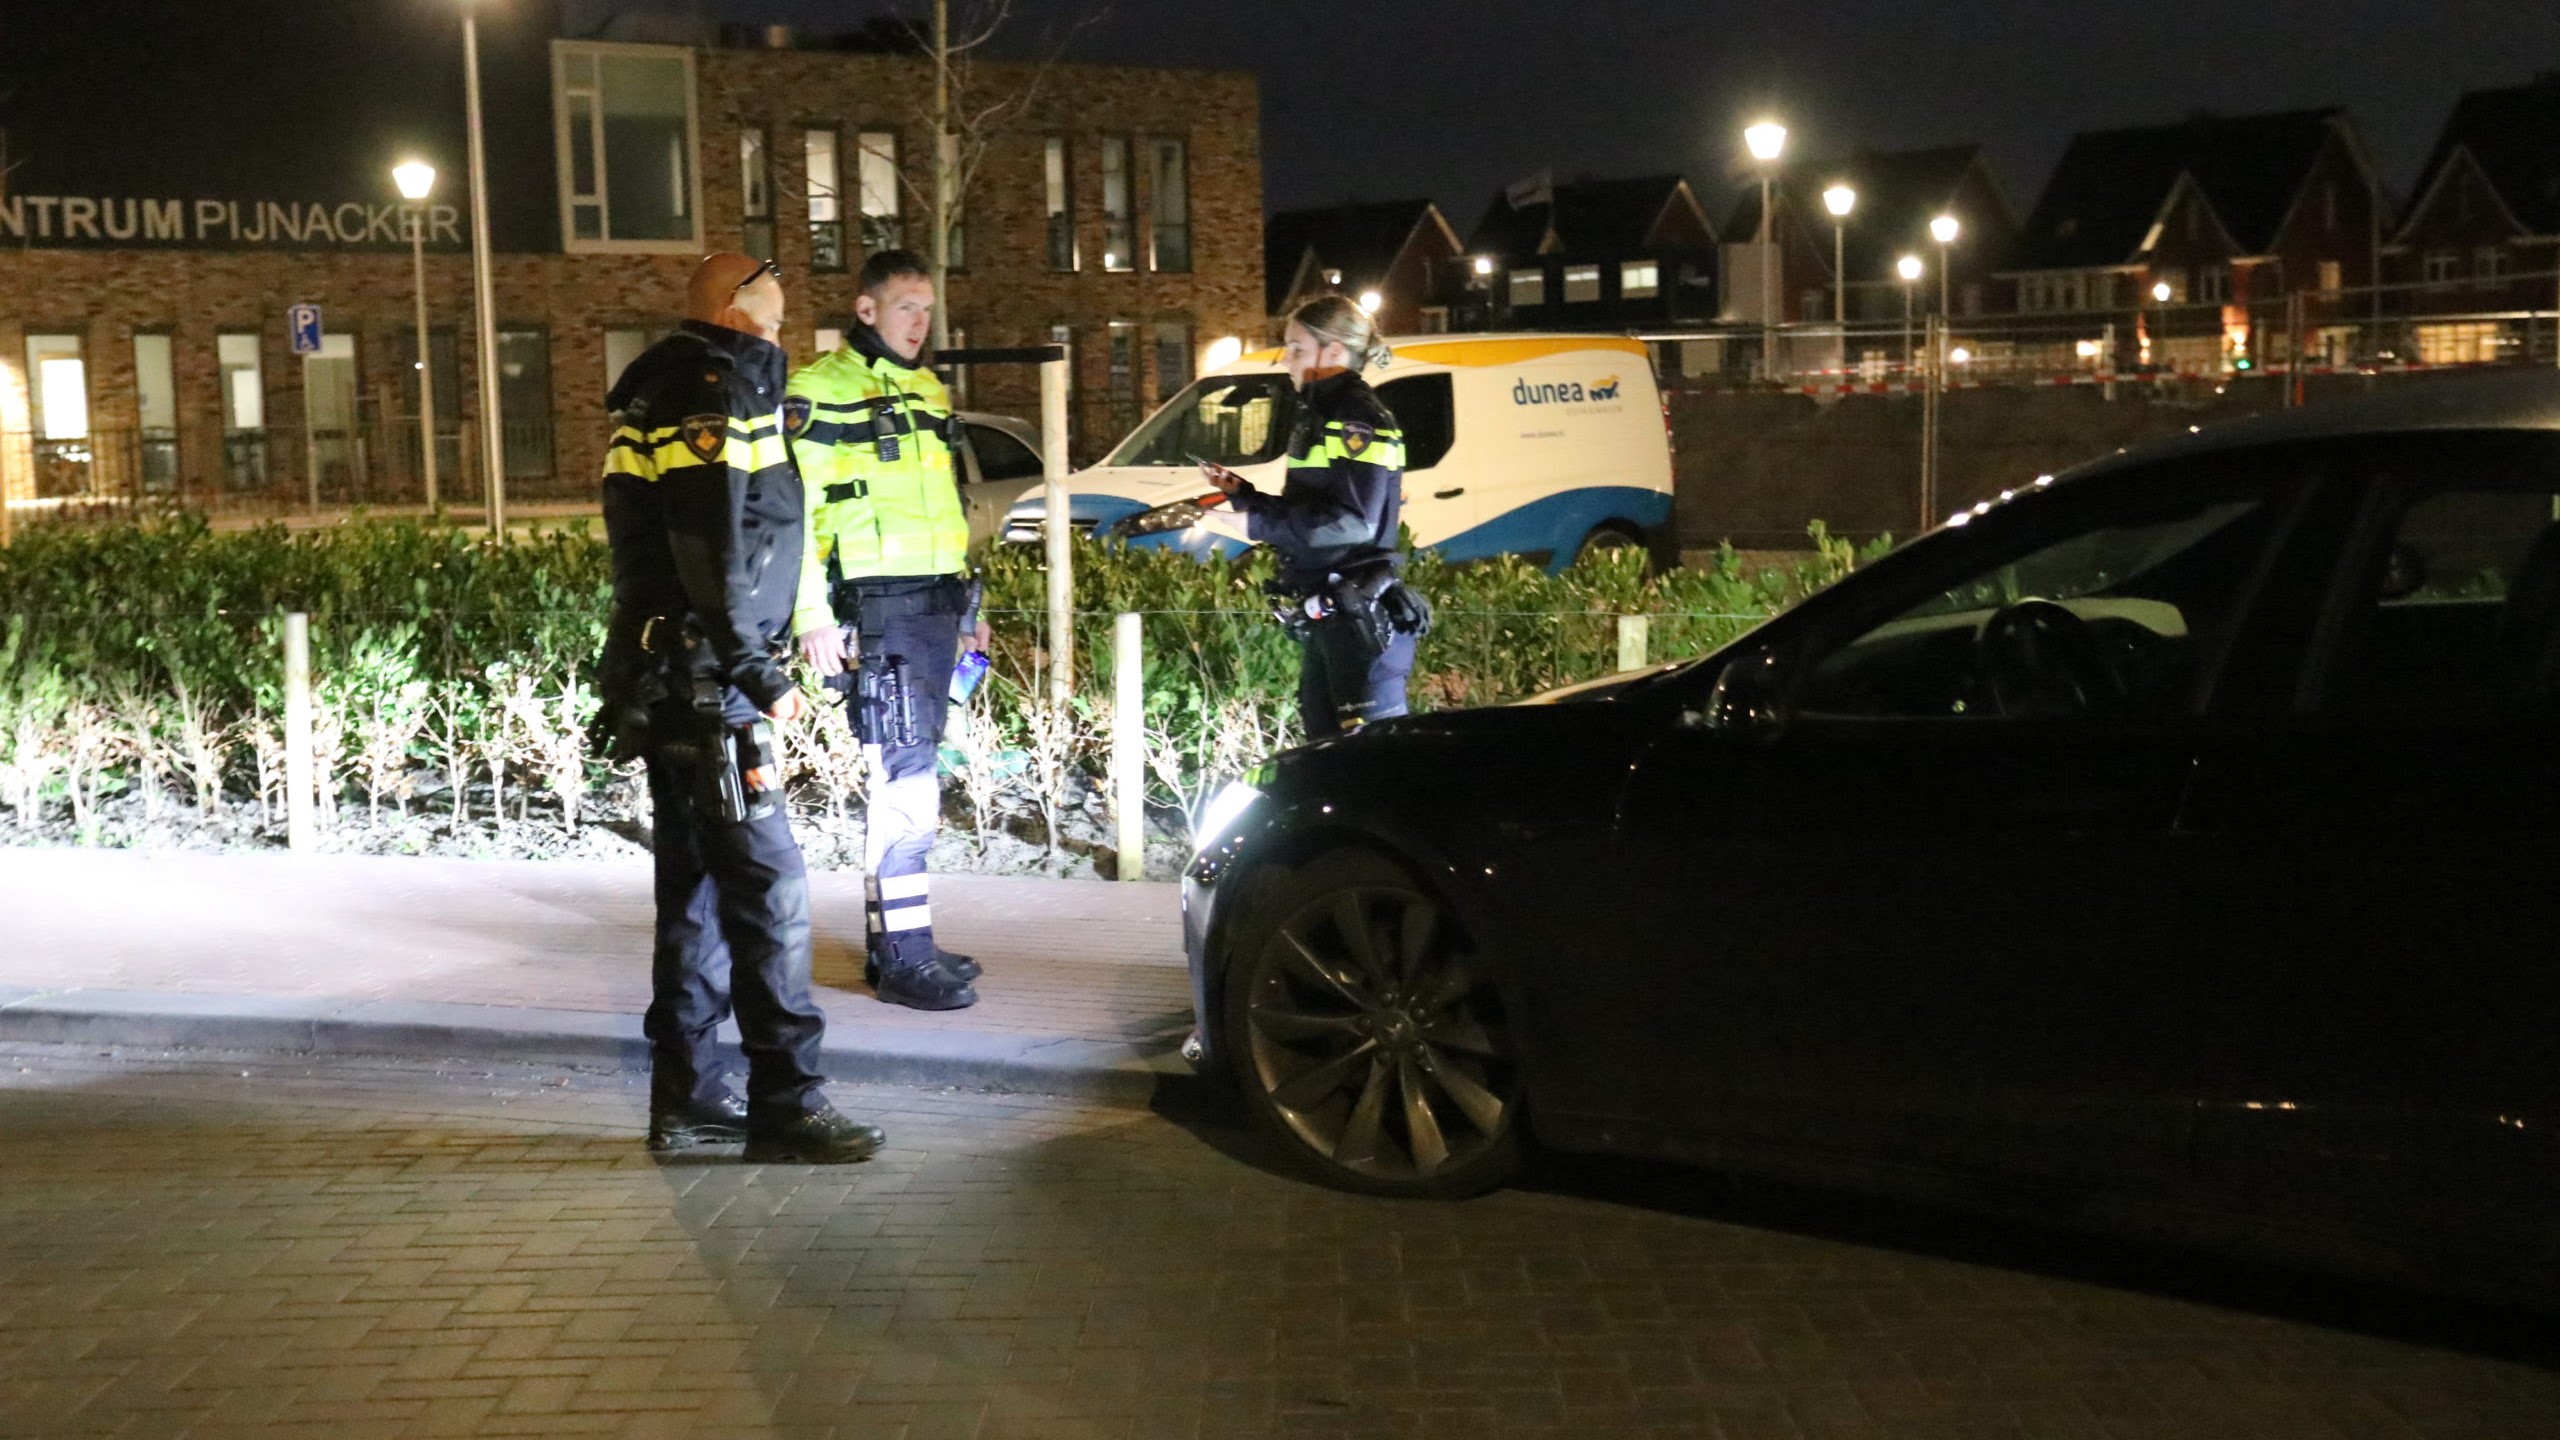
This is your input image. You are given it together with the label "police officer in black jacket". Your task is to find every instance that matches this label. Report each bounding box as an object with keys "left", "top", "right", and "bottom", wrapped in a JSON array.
[
  {"left": 593, "top": 252, "right": 882, "bottom": 1164},
  {"left": 1201, "top": 295, "right": 1431, "bottom": 737}
]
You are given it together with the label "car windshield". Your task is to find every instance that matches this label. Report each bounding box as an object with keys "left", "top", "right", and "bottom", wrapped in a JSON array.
[{"left": 1108, "top": 374, "right": 1298, "bottom": 468}]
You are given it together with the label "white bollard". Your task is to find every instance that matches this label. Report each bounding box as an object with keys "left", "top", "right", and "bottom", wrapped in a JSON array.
[
  {"left": 1113, "top": 611, "right": 1145, "bottom": 882},
  {"left": 283, "top": 612, "right": 315, "bottom": 852},
  {"left": 1041, "top": 355, "right": 1074, "bottom": 707},
  {"left": 1616, "top": 614, "right": 1650, "bottom": 672}
]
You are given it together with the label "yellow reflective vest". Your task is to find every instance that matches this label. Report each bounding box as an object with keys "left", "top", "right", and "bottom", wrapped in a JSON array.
[{"left": 787, "top": 340, "right": 969, "bottom": 634}]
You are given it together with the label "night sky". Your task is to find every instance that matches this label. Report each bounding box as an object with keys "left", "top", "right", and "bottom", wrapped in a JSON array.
[{"left": 715, "top": 0, "right": 2553, "bottom": 231}]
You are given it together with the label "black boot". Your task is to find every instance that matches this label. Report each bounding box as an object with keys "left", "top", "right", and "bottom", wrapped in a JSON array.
[
  {"left": 743, "top": 1102, "right": 887, "bottom": 1164},
  {"left": 875, "top": 955, "right": 978, "bottom": 1011},
  {"left": 647, "top": 1091, "right": 749, "bottom": 1151},
  {"left": 866, "top": 946, "right": 981, "bottom": 986}
]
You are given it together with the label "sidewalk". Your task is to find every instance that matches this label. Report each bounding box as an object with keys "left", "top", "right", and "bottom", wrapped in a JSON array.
[{"left": 0, "top": 848, "right": 1197, "bottom": 1104}]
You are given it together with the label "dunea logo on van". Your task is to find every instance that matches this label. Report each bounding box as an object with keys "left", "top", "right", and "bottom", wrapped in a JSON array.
[{"left": 1512, "top": 374, "right": 1623, "bottom": 406}]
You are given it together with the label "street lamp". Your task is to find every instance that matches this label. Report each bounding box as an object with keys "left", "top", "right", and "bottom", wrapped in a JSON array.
[
  {"left": 1470, "top": 255, "right": 1495, "bottom": 330},
  {"left": 1823, "top": 184, "right": 1856, "bottom": 330},
  {"left": 2150, "top": 279, "right": 2174, "bottom": 370},
  {"left": 392, "top": 160, "right": 439, "bottom": 510},
  {"left": 1929, "top": 213, "right": 1960, "bottom": 318},
  {"left": 461, "top": 0, "right": 505, "bottom": 535},
  {"left": 1897, "top": 253, "right": 1923, "bottom": 371},
  {"left": 1745, "top": 120, "right": 1786, "bottom": 378},
  {"left": 1357, "top": 290, "right": 1383, "bottom": 315}
]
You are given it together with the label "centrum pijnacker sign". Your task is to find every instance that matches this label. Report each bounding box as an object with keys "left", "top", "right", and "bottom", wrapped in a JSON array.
[{"left": 0, "top": 195, "right": 466, "bottom": 249}]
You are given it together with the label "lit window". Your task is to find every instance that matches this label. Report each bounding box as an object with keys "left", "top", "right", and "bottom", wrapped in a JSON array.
[
  {"left": 1101, "top": 138, "right": 1134, "bottom": 272},
  {"left": 1107, "top": 320, "right": 1138, "bottom": 429},
  {"left": 133, "top": 332, "right": 177, "bottom": 488},
  {"left": 218, "top": 332, "right": 268, "bottom": 488},
  {"left": 1044, "top": 137, "right": 1076, "bottom": 271},
  {"left": 740, "top": 127, "right": 772, "bottom": 261},
  {"left": 1620, "top": 260, "right": 1659, "bottom": 298},
  {"left": 25, "top": 333, "right": 87, "bottom": 440},
  {"left": 1563, "top": 264, "right": 1601, "bottom": 303},
  {"left": 1149, "top": 138, "right": 1190, "bottom": 273},
  {"left": 814, "top": 327, "right": 846, "bottom": 354},
  {"left": 553, "top": 42, "right": 700, "bottom": 252},
  {"left": 604, "top": 328, "right": 651, "bottom": 390},
  {"left": 805, "top": 129, "right": 843, "bottom": 271},
  {"left": 2318, "top": 259, "right": 2343, "bottom": 294},
  {"left": 1508, "top": 269, "right": 1545, "bottom": 307},
  {"left": 857, "top": 129, "right": 901, "bottom": 251}
]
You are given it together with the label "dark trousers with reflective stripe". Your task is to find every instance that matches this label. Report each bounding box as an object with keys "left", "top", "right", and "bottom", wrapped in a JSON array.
[
  {"left": 839, "top": 576, "right": 966, "bottom": 969},
  {"left": 1297, "top": 620, "right": 1416, "bottom": 739},
  {"left": 642, "top": 712, "right": 827, "bottom": 1118}
]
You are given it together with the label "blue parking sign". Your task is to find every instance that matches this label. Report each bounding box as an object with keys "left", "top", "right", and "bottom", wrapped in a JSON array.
[{"left": 288, "top": 304, "right": 323, "bottom": 355}]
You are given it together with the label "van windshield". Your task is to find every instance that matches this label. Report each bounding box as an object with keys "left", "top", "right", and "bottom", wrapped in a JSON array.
[{"left": 1108, "top": 375, "right": 1299, "bottom": 468}]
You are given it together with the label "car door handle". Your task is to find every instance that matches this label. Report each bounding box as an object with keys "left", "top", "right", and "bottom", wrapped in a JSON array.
[{"left": 1433, "top": 487, "right": 1465, "bottom": 500}]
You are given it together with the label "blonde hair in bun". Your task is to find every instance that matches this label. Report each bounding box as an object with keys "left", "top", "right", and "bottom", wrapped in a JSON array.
[{"left": 1288, "top": 294, "right": 1393, "bottom": 372}]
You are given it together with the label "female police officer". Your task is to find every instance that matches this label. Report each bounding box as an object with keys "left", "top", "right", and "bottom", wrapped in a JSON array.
[{"left": 1200, "top": 295, "right": 1429, "bottom": 738}]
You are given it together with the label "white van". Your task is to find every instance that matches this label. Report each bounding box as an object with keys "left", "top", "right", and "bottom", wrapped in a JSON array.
[{"left": 1000, "top": 333, "right": 1674, "bottom": 571}]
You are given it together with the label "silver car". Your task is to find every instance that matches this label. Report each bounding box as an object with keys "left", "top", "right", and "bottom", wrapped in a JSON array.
[{"left": 951, "top": 411, "right": 1047, "bottom": 548}]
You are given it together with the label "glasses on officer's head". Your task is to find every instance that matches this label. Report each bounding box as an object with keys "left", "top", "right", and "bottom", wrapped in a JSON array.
[{"left": 734, "top": 258, "right": 783, "bottom": 291}]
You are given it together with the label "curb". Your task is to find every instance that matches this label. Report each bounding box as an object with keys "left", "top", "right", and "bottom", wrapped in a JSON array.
[{"left": 0, "top": 987, "right": 1190, "bottom": 1108}]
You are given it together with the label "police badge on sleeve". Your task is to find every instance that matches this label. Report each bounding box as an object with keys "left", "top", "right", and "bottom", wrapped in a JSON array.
[
  {"left": 781, "top": 396, "right": 813, "bottom": 438},
  {"left": 1339, "top": 421, "right": 1374, "bottom": 457},
  {"left": 680, "top": 414, "right": 726, "bottom": 461}
]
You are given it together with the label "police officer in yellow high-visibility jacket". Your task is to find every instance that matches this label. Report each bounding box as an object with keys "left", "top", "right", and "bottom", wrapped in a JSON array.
[
  {"left": 785, "top": 249, "right": 984, "bottom": 1012},
  {"left": 595, "top": 253, "right": 884, "bottom": 1165}
]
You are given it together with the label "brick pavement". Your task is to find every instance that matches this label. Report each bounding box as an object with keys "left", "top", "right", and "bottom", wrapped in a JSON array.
[
  {"left": 0, "top": 849, "right": 1194, "bottom": 1067},
  {"left": 2, "top": 1042, "right": 2556, "bottom": 1440}
]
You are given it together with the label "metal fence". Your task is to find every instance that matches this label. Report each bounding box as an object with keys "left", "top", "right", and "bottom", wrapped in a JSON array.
[
  {"left": 1655, "top": 271, "right": 2560, "bottom": 397},
  {"left": 0, "top": 414, "right": 573, "bottom": 526}
]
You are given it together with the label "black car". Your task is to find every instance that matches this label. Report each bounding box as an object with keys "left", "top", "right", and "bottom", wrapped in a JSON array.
[{"left": 1181, "top": 370, "right": 2560, "bottom": 1305}]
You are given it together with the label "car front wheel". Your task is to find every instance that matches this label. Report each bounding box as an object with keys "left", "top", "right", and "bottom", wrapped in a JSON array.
[{"left": 1221, "top": 850, "right": 1522, "bottom": 1198}]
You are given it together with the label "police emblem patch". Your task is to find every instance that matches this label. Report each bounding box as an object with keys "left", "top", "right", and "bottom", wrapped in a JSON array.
[
  {"left": 680, "top": 414, "right": 726, "bottom": 462},
  {"left": 781, "top": 396, "right": 813, "bottom": 438},
  {"left": 1339, "top": 421, "right": 1374, "bottom": 457}
]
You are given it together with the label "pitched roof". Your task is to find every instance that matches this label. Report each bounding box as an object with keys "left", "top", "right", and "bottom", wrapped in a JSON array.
[
  {"left": 1261, "top": 199, "right": 1450, "bottom": 313},
  {"left": 1465, "top": 174, "right": 1709, "bottom": 258},
  {"left": 1728, "top": 145, "right": 2008, "bottom": 278},
  {"left": 2410, "top": 73, "right": 2560, "bottom": 235},
  {"left": 2012, "top": 108, "right": 2346, "bottom": 270}
]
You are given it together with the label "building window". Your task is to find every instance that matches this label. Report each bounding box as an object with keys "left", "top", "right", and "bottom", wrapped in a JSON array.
[
  {"left": 2196, "top": 266, "right": 2228, "bottom": 304},
  {"left": 1101, "top": 138, "right": 1134, "bottom": 272},
  {"left": 942, "top": 323, "right": 971, "bottom": 407},
  {"left": 1149, "top": 137, "right": 1190, "bottom": 273},
  {"left": 603, "top": 328, "right": 651, "bottom": 391},
  {"left": 857, "top": 129, "right": 901, "bottom": 251},
  {"left": 1419, "top": 306, "right": 1450, "bottom": 334},
  {"left": 496, "top": 330, "right": 552, "bottom": 479},
  {"left": 814, "top": 326, "right": 846, "bottom": 353},
  {"left": 739, "top": 126, "right": 773, "bottom": 261},
  {"left": 132, "top": 332, "right": 178, "bottom": 490},
  {"left": 2423, "top": 250, "right": 2461, "bottom": 287},
  {"left": 553, "top": 42, "right": 700, "bottom": 252},
  {"left": 2318, "top": 259, "right": 2343, "bottom": 294},
  {"left": 1044, "top": 137, "right": 1076, "bottom": 271},
  {"left": 1508, "top": 268, "right": 1545, "bottom": 308},
  {"left": 1563, "top": 264, "right": 1601, "bottom": 303},
  {"left": 401, "top": 328, "right": 462, "bottom": 485},
  {"left": 25, "top": 334, "right": 86, "bottom": 439},
  {"left": 217, "top": 332, "right": 266, "bottom": 488},
  {"left": 2413, "top": 321, "right": 2505, "bottom": 366},
  {"left": 2085, "top": 273, "right": 2113, "bottom": 309},
  {"left": 1619, "top": 260, "right": 1660, "bottom": 299},
  {"left": 303, "top": 334, "right": 361, "bottom": 498},
  {"left": 2476, "top": 247, "right": 2508, "bottom": 286},
  {"left": 805, "top": 128, "right": 844, "bottom": 272},
  {"left": 1152, "top": 321, "right": 1192, "bottom": 404},
  {"left": 1107, "top": 320, "right": 1138, "bottom": 430}
]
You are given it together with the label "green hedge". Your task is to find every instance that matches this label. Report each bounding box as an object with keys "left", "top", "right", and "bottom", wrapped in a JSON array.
[{"left": 0, "top": 516, "right": 1884, "bottom": 843}]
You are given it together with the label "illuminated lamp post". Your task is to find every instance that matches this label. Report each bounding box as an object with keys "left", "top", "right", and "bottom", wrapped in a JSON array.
[
  {"left": 1897, "top": 254, "right": 1924, "bottom": 372},
  {"left": 1930, "top": 212, "right": 1960, "bottom": 317},
  {"left": 392, "top": 160, "right": 439, "bottom": 510},
  {"left": 1823, "top": 184, "right": 1856, "bottom": 329},
  {"left": 1744, "top": 120, "right": 1787, "bottom": 379}
]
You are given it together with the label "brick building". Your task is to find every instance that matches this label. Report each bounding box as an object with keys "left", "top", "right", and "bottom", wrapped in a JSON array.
[
  {"left": 2386, "top": 73, "right": 2560, "bottom": 366},
  {"left": 0, "top": 2, "right": 1263, "bottom": 517}
]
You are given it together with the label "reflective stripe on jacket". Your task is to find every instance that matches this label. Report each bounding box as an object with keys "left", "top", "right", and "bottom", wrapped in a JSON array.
[
  {"left": 599, "top": 321, "right": 806, "bottom": 712},
  {"left": 788, "top": 332, "right": 969, "bottom": 634},
  {"left": 1234, "top": 369, "right": 1406, "bottom": 588}
]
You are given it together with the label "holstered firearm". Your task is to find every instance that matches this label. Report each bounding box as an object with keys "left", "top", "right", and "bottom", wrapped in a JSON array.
[
  {"left": 858, "top": 656, "right": 921, "bottom": 749},
  {"left": 663, "top": 674, "right": 779, "bottom": 826},
  {"left": 586, "top": 607, "right": 670, "bottom": 762}
]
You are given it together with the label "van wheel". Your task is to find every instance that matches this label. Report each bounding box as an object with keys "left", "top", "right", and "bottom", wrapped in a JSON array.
[{"left": 1575, "top": 523, "right": 1648, "bottom": 570}]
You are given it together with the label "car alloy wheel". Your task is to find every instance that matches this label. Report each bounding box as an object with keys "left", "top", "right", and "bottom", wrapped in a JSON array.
[{"left": 1232, "top": 864, "right": 1518, "bottom": 1195}]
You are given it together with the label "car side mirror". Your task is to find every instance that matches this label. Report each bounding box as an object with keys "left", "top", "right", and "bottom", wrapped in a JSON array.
[{"left": 1686, "top": 644, "right": 1789, "bottom": 737}]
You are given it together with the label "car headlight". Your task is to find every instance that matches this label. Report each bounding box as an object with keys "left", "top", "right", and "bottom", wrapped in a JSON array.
[
  {"left": 1192, "top": 776, "right": 1264, "bottom": 850},
  {"left": 1120, "top": 492, "right": 1227, "bottom": 538}
]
